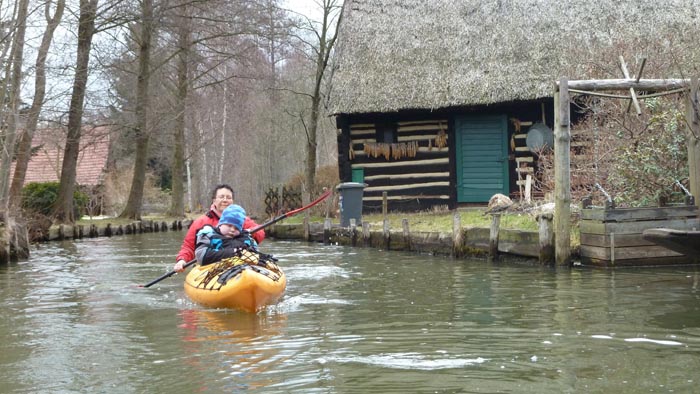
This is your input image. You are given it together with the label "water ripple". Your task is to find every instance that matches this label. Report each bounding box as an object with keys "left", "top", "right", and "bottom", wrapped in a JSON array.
[{"left": 328, "top": 352, "right": 488, "bottom": 370}]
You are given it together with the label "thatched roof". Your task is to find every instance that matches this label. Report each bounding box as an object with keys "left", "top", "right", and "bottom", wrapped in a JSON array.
[{"left": 329, "top": 0, "right": 700, "bottom": 115}]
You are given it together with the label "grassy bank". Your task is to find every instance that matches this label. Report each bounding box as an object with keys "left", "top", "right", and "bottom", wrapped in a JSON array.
[
  {"left": 281, "top": 207, "right": 581, "bottom": 246},
  {"left": 74, "top": 208, "right": 581, "bottom": 247}
]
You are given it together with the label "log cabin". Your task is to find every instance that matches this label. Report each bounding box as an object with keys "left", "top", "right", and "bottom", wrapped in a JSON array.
[{"left": 329, "top": 0, "right": 700, "bottom": 212}]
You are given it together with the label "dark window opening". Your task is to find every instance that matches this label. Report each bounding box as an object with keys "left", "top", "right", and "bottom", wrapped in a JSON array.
[{"left": 376, "top": 123, "right": 396, "bottom": 143}]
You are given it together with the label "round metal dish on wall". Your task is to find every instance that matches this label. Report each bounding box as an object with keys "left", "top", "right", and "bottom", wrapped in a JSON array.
[{"left": 526, "top": 123, "right": 554, "bottom": 151}]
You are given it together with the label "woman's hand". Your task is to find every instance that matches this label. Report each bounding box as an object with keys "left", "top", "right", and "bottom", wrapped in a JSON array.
[{"left": 173, "top": 259, "right": 187, "bottom": 272}]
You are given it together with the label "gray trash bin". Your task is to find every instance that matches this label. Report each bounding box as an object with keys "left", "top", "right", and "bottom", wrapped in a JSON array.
[{"left": 336, "top": 182, "right": 368, "bottom": 227}]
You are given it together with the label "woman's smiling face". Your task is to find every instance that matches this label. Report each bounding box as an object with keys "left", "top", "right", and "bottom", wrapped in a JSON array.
[{"left": 213, "top": 187, "right": 234, "bottom": 212}]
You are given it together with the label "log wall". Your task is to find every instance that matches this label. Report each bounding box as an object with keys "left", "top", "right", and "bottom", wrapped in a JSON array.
[{"left": 346, "top": 119, "right": 451, "bottom": 212}]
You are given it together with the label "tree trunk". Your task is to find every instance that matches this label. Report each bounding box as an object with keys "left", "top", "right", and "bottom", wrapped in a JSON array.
[
  {"left": 10, "top": 0, "right": 66, "bottom": 209},
  {"left": 0, "top": 0, "right": 30, "bottom": 214},
  {"left": 218, "top": 69, "right": 228, "bottom": 184},
  {"left": 304, "top": 0, "right": 343, "bottom": 194},
  {"left": 120, "top": 0, "right": 154, "bottom": 220},
  {"left": 169, "top": 5, "right": 190, "bottom": 217},
  {"left": 52, "top": 0, "right": 98, "bottom": 224},
  {"left": 305, "top": 87, "right": 320, "bottom": 193}
]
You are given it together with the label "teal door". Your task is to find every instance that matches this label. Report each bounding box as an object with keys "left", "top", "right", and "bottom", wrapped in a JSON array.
[
  {"left": 351, "top": 168, "right": 365, "bottom": 184},
  {"left": 455, "top": 115, "right": 509, "bottom": 202}
]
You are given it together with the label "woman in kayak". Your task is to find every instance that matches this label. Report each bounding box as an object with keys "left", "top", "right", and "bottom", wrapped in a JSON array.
[
  {"left": 194, "top": 204, "right": 258, "bottom": 265},
  {"left": 173, "top": 184, "right": 264, "bottom": 272}
]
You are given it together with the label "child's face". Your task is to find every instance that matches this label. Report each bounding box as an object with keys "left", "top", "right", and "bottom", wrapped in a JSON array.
[{"left": 219, "top": 223, "right": 240, "bottom": 238}]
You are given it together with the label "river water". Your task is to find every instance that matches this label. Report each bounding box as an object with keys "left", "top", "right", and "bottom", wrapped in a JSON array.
[{"left": 0, "top": 231, "right": 698, "bottom": 393}]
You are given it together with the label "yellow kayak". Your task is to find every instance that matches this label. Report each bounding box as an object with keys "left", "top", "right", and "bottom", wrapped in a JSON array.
[{"left": 184, "top": 251, "right": 286, "bottom": 312}]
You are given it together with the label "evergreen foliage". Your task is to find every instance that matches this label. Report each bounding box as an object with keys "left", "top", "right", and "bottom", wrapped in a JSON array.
[{"left": 22, "top": 182, "right": 89, "bottom": 218}]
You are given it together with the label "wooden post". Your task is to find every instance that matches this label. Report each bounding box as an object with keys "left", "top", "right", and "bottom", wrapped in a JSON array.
[
  {"left": 323, "top": 218, "right": 332, "bottom": 245},
  {"left": 525, "top": 174, "right": 532, "bottom": 203},
  {"left": 554, "top": 78, "right": 572, "bottom": 265},
  {"left": 303, "top": 190, "right": 310, "bottom": 241},
  {"left": 537, "top": 213, "right": 554, "bottom": 264},
  {"left": 452, "top": 213, "right": 462, "bottom": 258},
  {"left": 382, "top": 191, "right": 388, "bottom": 218},
  {"left": 362, "top": 222, "right": 370, "bottom": 246},
  {"left": 610, "top": 232, "right": 616, "bottom": 265},
  {"left": 686, "top": 77, "right": 700, "bottom": 204},
  {"left": 402, "top": 218, "right": 410, "bottom": 251},
  {"left": 488, "top": 214, "right": 500, "bottom": 261},
  {"left": 325, "top": 188, "right": 335, "bottom": 218},
  {"left": 350, "top": 218, "right": 357, "bottom": 246},
  {"left": 383, "top": 218, "right": 390, "bottom": 250}
]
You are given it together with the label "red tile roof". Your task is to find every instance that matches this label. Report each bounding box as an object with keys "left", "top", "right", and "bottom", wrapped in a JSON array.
[{"left": 11, "top": 126, "right": 110, "bottom": 187}]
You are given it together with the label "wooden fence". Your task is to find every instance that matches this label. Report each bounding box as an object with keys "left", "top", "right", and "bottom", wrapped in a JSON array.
[{"left": 264, "top": 187, "right": 302, "bottom": 217}]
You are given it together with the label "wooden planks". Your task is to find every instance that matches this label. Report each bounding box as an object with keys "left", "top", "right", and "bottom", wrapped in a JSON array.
[
  {"left": 581, "top": 206, "right": 699, "bottom": 222},
  {"left": 579, "top": 205, "right": 700, "bottom": 266}
]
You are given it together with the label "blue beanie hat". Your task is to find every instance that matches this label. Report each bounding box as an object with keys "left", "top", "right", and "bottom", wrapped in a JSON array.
[{"left": 219, "top": 204, "right": 246, "bottom": 230}]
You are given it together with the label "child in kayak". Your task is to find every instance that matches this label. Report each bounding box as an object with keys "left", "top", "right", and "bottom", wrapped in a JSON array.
[
  {"left": 173, "top": 184, "right": 264, "bottom": 273},
  {"left": 194, "top": 204, "right": 258, "bottom": 266}
]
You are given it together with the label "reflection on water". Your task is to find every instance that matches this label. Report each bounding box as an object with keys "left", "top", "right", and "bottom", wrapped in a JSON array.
[
  {"left": 0, "top": 232, "right": 699, "bottom": 393},
  {"left": 174, "top": 309, "right": 289, "bottom": 392}
]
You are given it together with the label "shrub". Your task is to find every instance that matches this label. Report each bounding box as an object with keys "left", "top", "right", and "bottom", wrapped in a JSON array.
[
  {"left": 281, "top": 165, "right": 340, "bottom": 217},
  {"left": 535, "top": 96, "right": 689, "bottom": 208},
  {"left": 22, "top": 182, "right": 89, "bottom": 218},
  {"left": 102, "top": 167, "right": 169, "bottom": 216}
]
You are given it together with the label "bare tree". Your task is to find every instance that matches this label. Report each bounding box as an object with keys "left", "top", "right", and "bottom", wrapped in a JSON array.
[
  {"left": 119, "top": 0, "right": 154, "bottom": 219},
  {"left": 0, "top": 0, "right": 29, "bottom": 216},
  {"left": 103, "top": 0, "right": 317, "bottom": 216},
  {"left": 167, "top": 1, "right": 191, "bottom": 217},
  {"left": 167, "top": 0, "right": 286, "bottom": 213},
  {"left": 288, "top": 0, "right": 342, "bottom": 194},
  {"left": 51, "top": 0, "right": 99, "bottom": 223},
  {"left": 9, "top": 0, "right": 66, "bottom": 209}
]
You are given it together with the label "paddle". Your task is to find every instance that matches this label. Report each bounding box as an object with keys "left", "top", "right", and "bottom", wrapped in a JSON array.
[
  {"left": 140, "top": 259, "right": 197, "bottom": 288},
  {"left": 140, "top": 188, "right": 333, "bottom": 288}
]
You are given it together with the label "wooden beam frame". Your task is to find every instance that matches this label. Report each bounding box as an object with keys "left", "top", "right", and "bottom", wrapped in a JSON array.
[
  {"left": 553, "top": 77, "right": 697, "bottom": 266},
  {"left": 560, "top": 78, "right": 689, "bottom": 91},
  {"left": 687, "top": 78, "right": 700, "bottom": 200},
  {"left": 554, "top": 78, "right": 572, "bottom": 265}
]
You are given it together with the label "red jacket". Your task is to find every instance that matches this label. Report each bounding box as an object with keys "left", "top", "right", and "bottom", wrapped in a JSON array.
[{"left": 175, "top": 206, "right": 265, "bottom": 263}]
